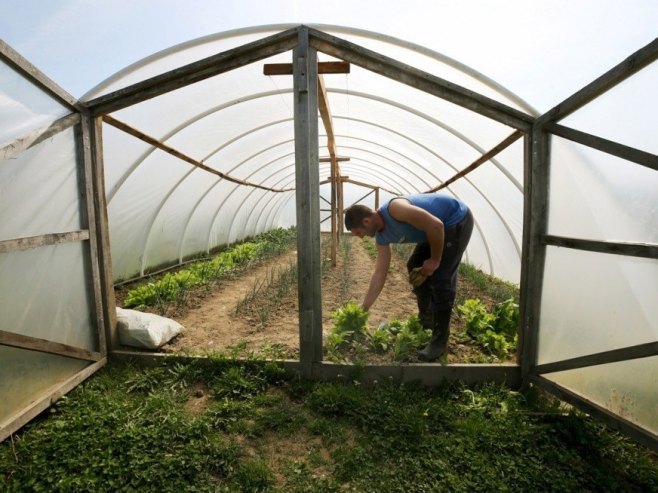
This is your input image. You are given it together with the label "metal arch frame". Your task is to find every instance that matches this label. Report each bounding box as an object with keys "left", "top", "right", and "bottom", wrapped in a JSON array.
[
  {"left": 115, "top": 83, "right": 523, "bottom": 276},
  {"left": 141, "top": 140, "right": 295, "bottom": 273},
  {"left": 334, "top": 134, "right": 522, "bottom": 261},
  {"left": 82, "top": 23, "right": 537, "bottom": 116},
  {"left": 250, "top": 159, "right": 495, "bottom": 276},
  {"left": 329, "top": 148, "right": 497, "bottom": 274},
  {"left": 106, "top": 90, "right": 295, "bottom": 204},
  {"left": 328, "top": 88, "right": 524, "bottom": 192}
]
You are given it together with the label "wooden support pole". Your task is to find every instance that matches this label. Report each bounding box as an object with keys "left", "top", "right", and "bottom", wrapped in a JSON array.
[
  {"left": 519, "top": 127, "right": 550, "bottom": 384},
  {"left": 294, "top": 29, "right": 323, "bottom": 374},
  {"left": 88, "top": 115, "right": 118, "bottom": 352},
  {"left": 427, "top": 130, "right": 524, "bottom": 192}
]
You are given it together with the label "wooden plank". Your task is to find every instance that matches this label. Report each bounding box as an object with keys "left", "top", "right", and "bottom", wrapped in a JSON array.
[
  {"left": 294, "top": 28, "right": 323, "bottom": 374},
  {"left": 530, "top": 374, "right": 658, "bottom": 452},
  {"left": 78, "top": 115, "right": 107, "bottom": 357},
  {"left": 343, "top": 177, "right": 399, "bottom": 196},
  {"left": 0, "top": 358, "right": 106, "bottom": 442},
  {"left": 85, "top": 27, "right": 301, "bottom": 116},
  {"left": 89, "top": 117, "right": 118, "bottom": 351},
  {"left": 538, "top": 37, "right": 658, "bottom": 124},
  {"left": 534, "top": 341, "right": 658, "bottom": 375},
  {"left": 520, "top": 127, "right": 550, "bottom": 385},
  {"left": 0, "top": 114, "right": 80, "bottom": 162},
  {"left": 0, "top": 330, "right": 101, "bottom": 362},
  {"left": 427, "top": 130, "right": 524, "bottom": 192},
  {"left": 318, "top": 74, "right": 338, "bottom": 267},
  {"left": 0, "top": 231, "right": 89, "bottom": 254},
  {"left": 264, "top": 61, "right": 350, "bottom": 75},
  {"left": 307, "top": 28, "right": 534, "bottom": 131},
  {"left": 544, "top": 235, "right": 658, "bottom": 259},
  {"left": 545, "top": 122, "right": 658, "bottom": 171},
  {"left": 0, "top": 39, "right": 79, "bottom": 110},
  {"left": 103, "top": 115, "right": 292, "bottom": 192}
]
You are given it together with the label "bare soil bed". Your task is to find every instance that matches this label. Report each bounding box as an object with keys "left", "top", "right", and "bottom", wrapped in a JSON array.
[{"left": 115, "top": 234, "right": 514, "bottom": 364}]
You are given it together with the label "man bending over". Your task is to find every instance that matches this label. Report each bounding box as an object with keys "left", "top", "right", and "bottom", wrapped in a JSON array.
[{"left": 344, "top": 193, "right": 473, "bottom": 361}]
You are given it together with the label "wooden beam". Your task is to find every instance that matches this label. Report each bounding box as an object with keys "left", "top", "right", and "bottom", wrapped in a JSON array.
[
  {"left": 0, "top": 358, "right": 106, "bottom": 443},
  {"left": 294, "top": 29, "right": 323, "bottom": 374},
  {"left": 533, "top": 341, "right": 658, "bottom": 375},
  {"left": 78, "top": 115, "right": 108, "bottom": 357},
  {"left": 307, "top": 27, "right": 534, "bottom": 131},
  {"left": 343, "top": 177, "right": 399, "bottom": 196},
  {"left": 538, "top": 37, "right": 658, "bottom": 124},
  {"left": 0, "top": 231, "right": 89, "bottom": 254},
  {"left": 0, "top": 330, "right": 102, "bottom": 362},
  {"left": 426, "top": 130, "right": 524, "bottom": 192},
  {"left": 263, "top": 61, "right": 350, "bottom": 75},
  {"left": 530, "top": 375, "right": 658, "bottom": 452},
  {"left": 103, "top": 115, "right": 293, "bottom": 192},
  {"left": 545, "top": 123, "right": 658, "bottom": 172},
  {"left": 543, "top": 235, "right": 658, "bottom": 259},
  {"left": 0, "top": 39, "right": 79, "bottom": 110},
  {"left": 85, "top": 27, "right": 301, "bottom": 116},
  {"left": 319, "top": 156, "right": 350, "bottom": 162},
  {"left": 0, "top": 113, "right": 80, "bottom": 162},
  {"left": 520, "top": 127, "right": 550, "bottom": 385}
]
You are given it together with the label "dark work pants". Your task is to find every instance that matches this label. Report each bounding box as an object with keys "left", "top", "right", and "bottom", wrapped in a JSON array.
[{"left": 406, "top": 209, "right": 474, "bottom": 312}]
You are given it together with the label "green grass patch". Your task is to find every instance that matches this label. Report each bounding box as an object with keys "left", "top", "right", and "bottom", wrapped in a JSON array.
[{"left": 1, "top": 359, "right": 656, "bottom": 492}]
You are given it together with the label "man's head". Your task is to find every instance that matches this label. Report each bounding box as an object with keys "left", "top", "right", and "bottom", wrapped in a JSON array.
[{"left": 344, "top": 204, "right": 380, "bottom": 238}]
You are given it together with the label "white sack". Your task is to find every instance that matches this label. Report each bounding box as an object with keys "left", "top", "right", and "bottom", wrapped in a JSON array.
[{"left": 116, "top": 307, "right": 182, "bottom": 349}]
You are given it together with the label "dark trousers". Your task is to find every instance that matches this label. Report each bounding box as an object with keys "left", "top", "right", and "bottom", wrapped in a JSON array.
[{"left": 406, "top": 209, "right": 474, "bottom": 313}]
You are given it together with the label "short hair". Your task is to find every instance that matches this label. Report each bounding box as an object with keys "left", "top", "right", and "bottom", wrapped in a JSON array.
[{"left": 344, "top": 204, "right": 374, "bottom": 230}]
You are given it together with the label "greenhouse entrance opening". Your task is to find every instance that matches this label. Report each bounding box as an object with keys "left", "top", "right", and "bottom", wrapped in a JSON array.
[{"left": 1, "top": 26, "right": 656, "bottom": 450}]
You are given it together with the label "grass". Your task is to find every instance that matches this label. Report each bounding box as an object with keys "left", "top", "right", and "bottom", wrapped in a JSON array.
[{"left": 2, "top": 358, "right": 657, "bottom": 492}]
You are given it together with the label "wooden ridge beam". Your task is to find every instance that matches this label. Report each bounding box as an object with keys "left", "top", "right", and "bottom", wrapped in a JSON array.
[{"left": 103, "top": 115, "right": 293, "bottom": 192}]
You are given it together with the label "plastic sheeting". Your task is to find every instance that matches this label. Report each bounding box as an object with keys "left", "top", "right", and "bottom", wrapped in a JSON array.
[{"left": 82, "top": 25, "right": 531, "bottom": 282}]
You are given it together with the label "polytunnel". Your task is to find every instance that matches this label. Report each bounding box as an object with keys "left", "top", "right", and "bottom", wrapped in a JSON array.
[{"left": 0, "top": 23, "right": 656, "bottom": 451}]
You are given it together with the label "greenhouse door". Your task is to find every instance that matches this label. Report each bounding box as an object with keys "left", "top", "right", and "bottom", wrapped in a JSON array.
[
  {"left": 521, "top": 37, "right": 658, "bottom": 451},
  {"left": 0, "top": 41, "right": 114, "bottom": 441}
]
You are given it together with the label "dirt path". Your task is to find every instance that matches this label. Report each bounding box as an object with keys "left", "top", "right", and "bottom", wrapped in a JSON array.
[{"left": 158, "top": 235, "right": 418, "bottom": 358}]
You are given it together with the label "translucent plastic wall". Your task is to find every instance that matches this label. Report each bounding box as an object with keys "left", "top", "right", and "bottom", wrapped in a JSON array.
[
  {"left": 0, "top": 59, "right": 99, "bottom": 426},
  {"left": 537, "top": 61, "right": 658, "bottom": 435},
  {"left": 83, "top": 25, "right": 531, "bottom": 283}
]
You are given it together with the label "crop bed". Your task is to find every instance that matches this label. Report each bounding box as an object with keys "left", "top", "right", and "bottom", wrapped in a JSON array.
[{"left": 115, "top": 229, "right": 519, "bottom": 364}]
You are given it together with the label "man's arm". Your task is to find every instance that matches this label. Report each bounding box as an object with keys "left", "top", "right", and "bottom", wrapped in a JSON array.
[
  {"left": 361, "top": 243, "right": 391, "bottom": 311},
  {"left": 388, "top": 199, "right": 445, "bottom": 276}
]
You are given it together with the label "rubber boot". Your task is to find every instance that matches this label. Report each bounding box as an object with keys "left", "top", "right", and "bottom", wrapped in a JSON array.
[
  {"left": 413, "top": 286, "right": 433, "bottom": 330},
  {"left": 418, "top": 309, "right": 452, "bottom": 362}
]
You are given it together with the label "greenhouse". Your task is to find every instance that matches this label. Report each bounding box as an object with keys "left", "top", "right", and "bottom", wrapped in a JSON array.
[{"left": 1, "top": 4, "right": 657, "bottom": 487}]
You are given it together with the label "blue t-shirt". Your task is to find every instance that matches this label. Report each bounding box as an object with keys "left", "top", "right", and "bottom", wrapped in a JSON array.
[{"left": 375, "top": 194, "right": 468, "bottom": 246}]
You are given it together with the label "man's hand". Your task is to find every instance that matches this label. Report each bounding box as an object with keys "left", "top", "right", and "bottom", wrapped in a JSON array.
[{"left": 421, "top": 258, "right": 439, "bottom": 277}]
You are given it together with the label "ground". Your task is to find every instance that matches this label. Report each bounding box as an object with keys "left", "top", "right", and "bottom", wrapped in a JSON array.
[{"left": 115, "top": 234, "right": 514, "bottom": 364}]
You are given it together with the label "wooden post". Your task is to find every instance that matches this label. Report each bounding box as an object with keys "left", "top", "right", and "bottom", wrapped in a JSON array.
[
  {"left": 519, "top": 126, "right": 550, "bottom": 385},
  {"left": 293, "top": 28, "right": 323, "bottom": 375},
  {"left": 88, "top": 116, "right": 118, "bottom": 351},
  {"left": 375, "top": 187, "right": 380, "bottom": 210}
]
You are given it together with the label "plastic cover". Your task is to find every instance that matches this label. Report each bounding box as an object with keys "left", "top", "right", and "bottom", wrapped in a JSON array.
[{"left": 83, "top": 26, "right": 529, "bottom": 283}]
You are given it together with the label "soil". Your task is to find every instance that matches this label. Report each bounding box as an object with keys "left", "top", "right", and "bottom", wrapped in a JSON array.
[{"left": 115, "top": 234, "right": 513, "bottom": 364}]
